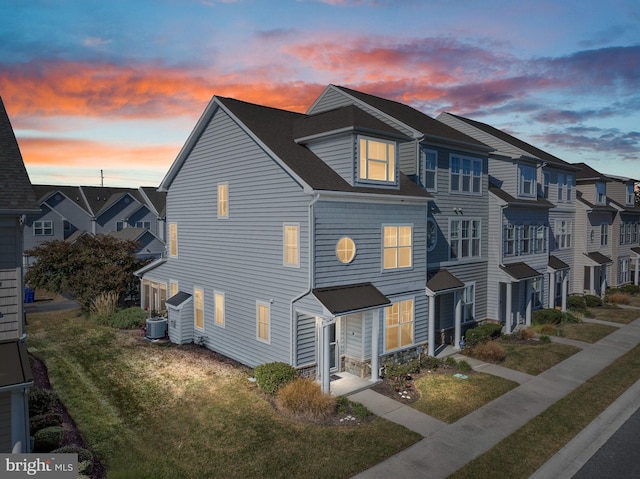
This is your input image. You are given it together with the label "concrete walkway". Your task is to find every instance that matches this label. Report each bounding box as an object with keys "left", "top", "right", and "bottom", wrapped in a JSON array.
[{"left": 349, "top": 317, "right": 640, "bottom": 479}]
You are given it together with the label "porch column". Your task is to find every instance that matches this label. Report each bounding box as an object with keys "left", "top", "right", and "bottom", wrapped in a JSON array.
[
  {"left": 548, "top": 271, "right": 556, "bottom": 309},
  {"left": 561, "top": 273, "right": 568, "bottom": 312},
  {"left": 321, "top": 321, "right": 331, "bottom": 394},
  {"left": 525, "top": 280, "right": 532, "bottom": 327},
  {"left": 589, "top": 266, "right": 596, "bottom": 295},
  {"left": 370, "top": 310, "right": 380, "bottom": 382},
  {"left": 454, "top": 291, "right": 462, "bottom": 349},
  {"left": 635, "top": 256, "right": 640, "bottom": 286},
  {"left": 505, "top": 282, "right": 513, "bottom": 335},
  {"left": 428, "top": 294, "right": 436, "bottom": 356},
  {"left": 600, "top": 266, "right": 607, "bottom": 298}
]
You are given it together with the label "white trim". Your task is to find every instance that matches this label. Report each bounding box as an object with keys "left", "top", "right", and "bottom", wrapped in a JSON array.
[
  {"left": 448, "top": 153, "right": 482, "bottom": 195},
  {"left": 382, "top": 224, "right": 413, "bottom": 271},
  {"left": 422, "top": 148, "right": 438, "bottom": 192},
  {"left": 448, "top": 217, "right": 482, "bottom": 261},
  {"left": 214, "top": 291, "right": 225, "bottom": 328},
  {"left": 217, "top": 182, "right": 229, "bottom": 219},
  {"left": 283, "top": 223, "right": 300, "bottom": 268},
  {"left": 356, "top": 135, "right": 398, "bottom": 186},
  {"left": 256, "top": 301, "right": 271, "bottom": 344},
  {"left": 382, "top": 296, "right": 415, "bottom": 353},
  {"left": 193, "top": 287, "right": 205, "bottom": 332}
]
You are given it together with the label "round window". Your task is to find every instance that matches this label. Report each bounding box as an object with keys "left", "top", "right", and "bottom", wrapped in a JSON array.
[{"left": 336, "top": 237, "right": 356, "bottom": 264}]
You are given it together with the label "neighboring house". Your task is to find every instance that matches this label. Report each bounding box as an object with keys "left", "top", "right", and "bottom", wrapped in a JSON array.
[
  {"left": 309, "top": 85, "right": 493, "bottom": 353},
  {"left": 24, "top": 185, "right": 166, "bottom": 262},
  {"left": 0, "top": 96, "right": 40, "bottom": 453},
  {"left": 437, "top": 112, "right": 580, "bottom": 330},
  {"left": 606, "top": 175, "right": 640, "bottom": 286}
]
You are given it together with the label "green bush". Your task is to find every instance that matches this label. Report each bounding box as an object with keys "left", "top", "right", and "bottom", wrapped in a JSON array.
[
  {"left": 532, "top": 308, "right": 563, "bottom": 325},
  {"left": 109, "top": 307, "right": 149, "bottom": 329},
  {"left": 420, "top": 355, "right": 441, "bottom": 371},
  {"left": 618, "top": 284, "right": 640, "bottom": 295},
  {"left": 539, "top": 335, "right": 551, "bottom": 343},
  {"left": 567, "top": 295, "right": 586, "bottom": 311},
  {"left": 350, "top": 401, "right": 372, "bottom": 420},
  {"left": 384, "top": 359, "right": 419, "bottom": 379},
  {"left": 465, "top": 322, "right": 502, "bottom": 346},
  {"left": 254, "top": 362, "right": 297, "bottom": 396},
  {"left": 33, "top": 426, "right": 64, "bottom": 452},
  {"left": 561, "top": 311, "right": 581, "bottom": 324},
  {"left": 457, "top": 360, "right": 472, "bottom": 372},
  {"left": 52, "top": 446, "right": 93, "bottom": 474},
  {"left": 29, "top": 387, "right": 57, "bottom": 416},
  {"left": 30, "top": 413, "right": 62, "bottom": 435},
  {"left": 444, "top": 356, "right": 457, "bottom": 368},
  {"left": 584, "top": 295, "right": 602, "bottom": 307}
]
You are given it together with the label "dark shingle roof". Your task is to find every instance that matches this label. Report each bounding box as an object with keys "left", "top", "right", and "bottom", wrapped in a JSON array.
[
  {"left": 548, "top": 255, "right": 570, "bottom": 270},
  {"left": 584, "top": 252, "right": 612, "bottom": 265},
  {"left": 631, "top": 247, "right": 640, "bottom": 256},
  {"left": 575, "top": 192, "right": 617, "bottom": 212},
  {"left": 334, "top": 85, "right": 489, "bottom": 149},
  {"left": 33, "top": 185, "right": 90, "bottom": 213},
  {"left": 312, "top": 282, "right": 390, "bottom": 315},
  {"left": 81, "top": 186, "right": 145, "bottom": 217},
  {"left": 489, "top": 185, "right": 555, "bottom": 208},
  {"left": 426, "top": 269, "right": 465, "bottom": 293},
  {"left": 574, "top": 162, "right": 610, "bottom": 182},
  {"left": 500, "top": 262, "right": 543, "bottom": 280},
  {"left": 141, "top": 186, "right": 166, "bottom": 216},
  {"left": 0, "top": 97, "right": 39, "bottom": 212},
  {"left": 218, "top": 97, "right": 431, "bottom": 199},
  {"left": 166, "top": 291, "right": 192, "bottom": 307}
]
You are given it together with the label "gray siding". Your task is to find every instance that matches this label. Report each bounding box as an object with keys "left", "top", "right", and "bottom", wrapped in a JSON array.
[
  {"left": 343, "top": 313, "right": 364, "bottom": 360},
  {"left": 306, "top": 134, "right": 354, "bottom": 184},
  {"left": 295, "top": 314, "right": 316, "bottom": 367},
  {"left": 155, "top": 106, "right": 311, "bottom": 368}
]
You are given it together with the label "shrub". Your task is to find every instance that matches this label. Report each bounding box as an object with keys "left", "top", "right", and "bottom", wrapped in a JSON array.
[
  {"left": 33, "top": 426, "right": 64, "bottom": 452},
  {"left": 567, "top": 295, "right": 586, "bottom": 311},
  {"left": 561, "top": 311, "right": 581, "bottom": 324},
  {"left": 584, "top": 294, "right": 603, "bottom": 307},
  {"left": 52, "top": 446, "right": 93, "bottom": 474},
  {"left": 466, "top": 322, "right": 502, "bottom": 346},
  {"left": 471, "top": 341, "right": 506, "bottom": 362},
  {"left": 420, "top": 355, "right": 441, "bottom": 371},
  {"left": 539, "top": 335, "right": 551, "bottom": 343},
  {"left": 619, "top": 284, "right": 640, "bottom": 295},
  {"left": 350, "top": 401, "right": 372, "bottom": 420},
  {"left": 29, "top": 387, "right": 57, "bottom": 416},
  {"left": 276, "top": 378, "right": 336, "bottom": 421},
  {"left": 254, "top": 362, "right": 297, "bottom": 396},
  {"left": 109, "top": 307, "right": 148, "bottom": 329},
  {"left": 90, "top": 291, "right": 119, "bottom": 323},
  {"left": 532, "top": 308, "right": 563, "bottom": 325},
  {"left": 457, "top": 359, "right": 472, "bottom": 372},
  {"left": 384, "top": 360, "right": 419, "bottom": 380},
  {"left": 606, "top": 292, "right": 631, "bottom": 305},
  {"left": 537, "top": 323, "right": 557, "bottom": 335},
  {"left": 515, "top": 328, "right": 536, "bottom": 340},
  {"left": 444, "top": 356, "right": 457, "bottom": 368},
  {"left": 30, "top": 413, "right": 62, "bottom": 435}
]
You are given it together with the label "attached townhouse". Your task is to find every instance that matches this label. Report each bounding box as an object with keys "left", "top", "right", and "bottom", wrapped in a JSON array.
[
  {"left": 606, "top": 175, "right": 640, "bottom": 286},
  {"left": 137, "top": 86, "right": 494, "bottom": 393},
  {"left": 0, "top": 97, "right": 40, "bottom": 453},
  {"left": 25, "top": 185, "right": 166, "bottom": 263}
]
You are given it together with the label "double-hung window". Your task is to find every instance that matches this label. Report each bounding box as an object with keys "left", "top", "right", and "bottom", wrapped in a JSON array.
[
  {"left": 601, "top": 224, "right": 609, "bottom": 246},
  {"left": 535, "top": 225, "right": 547, "bottom": 253},
  {"left": 462, "top": 284, "right": 475, "bottom": 322},
  {"left": 531, "top": 277, "right": 543, "bottom": 309},
  {"left": 384, "top": 298, "right": 414, "bottom": 352},
  {"left": 626, "top": 184, "right": 635, "bottom": 206},
  {"left": 596, "top": 182, "right": 606, "bottom": 204},
  {"left": 450, "top": 219, "right": 480, "bottom": 260},
  {"left": 257, "top": 301, "right": 270, "bottom": 343},
  {"left": 503, "top": 224, "right": 516, "bottom": 256},
  {"left": 214, "top": 292, "right": 225, "bottom": 327},
  {"left": 383, "top": 225, "right": 412, "bottom": 269},
  {"left": 450, "top": 155, "right": 481, "bottom": 194},
  {"left": 359, "top": 137, "right": 395, "bottom": 183},
  {"left": 555, "top": 220, "right": 571, "bottom": 250},
  {"left": 557, "top": 173, "right": 565, "bottom": 202},
  {"left": 283, "top": 224, "right": 300, "bottom": 267},
  {"left": 217, "top": 183, "right": 228, "bottom": 218},
  {"left": 34, "top": 220, "right": 53, "bottom": 236},
  {"left": 520, "top": 225, "right": 532, "bottom": 255},
  {"left": 424, "top": 149, "right": 437, "bottom": 191},
  {"left": 518, "top": 164, "right": 536, "bottom": 198},
  {"left": 169, "top": 223, "right": 178, "bottom": 257},
  {"left": 194, "top": 288, "right": 204, "bottom": 330}
]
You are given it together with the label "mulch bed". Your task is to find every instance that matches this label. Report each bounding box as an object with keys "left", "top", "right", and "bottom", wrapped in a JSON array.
[{"left": 30, "top": 356, "right": 105, "bottom": 479}]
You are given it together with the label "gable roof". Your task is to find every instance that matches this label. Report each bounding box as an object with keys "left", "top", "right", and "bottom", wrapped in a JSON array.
[
  {"left": 140, "top": 186, "right": 167, "bottom": 216},
  {"left": 426, "top": 269, "right": 465, "bottom": 294},
  {"left": 0, "top": 97, "right": 39, "bottom": 214},
  {"left": 584, "top": 251, "right": 612, "bottom": 265},
  {"left": 161, "top": 95, "right": 431, "bottom": 200},
  {"left": 573, "top": 162, "right": 610, "bottom": 182},
  {"left": 489, "top": 185, "right": 555, "bottom": 208},
  {"left": 500, "top": 262, "right": 542, "bottom": 280},
  {"left": 438, "top": 111, "right": 578, "bottom": 170},
  {"left": 548, "top": 255, "right": 570, "bottom": 271},
  {"left": 329, "top": 85, "right": 491, "bottom": 151},
  {"left": 80, "top": 186, "right": 144, "bottom": 217},
  {"left": 312, "top": 282, "right": 390, "bottom": 315}
]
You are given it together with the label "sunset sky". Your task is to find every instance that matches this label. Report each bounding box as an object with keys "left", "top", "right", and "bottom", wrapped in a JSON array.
[{"left": 2, "top": 0, "right": 639, "bottom": 188}]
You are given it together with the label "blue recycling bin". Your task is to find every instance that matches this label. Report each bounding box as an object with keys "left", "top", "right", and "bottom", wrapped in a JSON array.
[{"left": 24, "top": 288, "right": 34, "bottom": 303}]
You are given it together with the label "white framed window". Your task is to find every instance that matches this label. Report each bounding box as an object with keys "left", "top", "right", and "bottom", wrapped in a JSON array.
[
  {"left": 34, "top": 220, "right": 53, "bottom": 236},
  {"left": 504, "top": 224, "right": 547, "bottom": 257},
  {"left": 462, "top": 283, "right": 475, "bottom": 323},
  {"left": 358, "top": 136, "right": 396, "bottom": 183},
  {"left": 218, "top": 183, "right": 228, "bottom": 219},
  {"left": 194, "top": 287, "right": 204, "bottom": 331},
  {"left": 383, "top": 225, "right": 412, "bottom": 269},
  {"left": 504, "top": 224, "right": 516, "bottom": 256},
  {"left": 601, "top": 224, "right": 609, "bottom": 246},
  {"left": 384, "top": 298, "right": 414, "bottom": 352},
  {"left": 518, "top": 164, "right": 536, "bottom": 198},
  {"left": 626, "top": 184, "right": 635, "bottom": 206},
  {"left": 627, "top": 223, "right": 633, "bottom": 244},
  {"left": 565, "top": 175, "right": 573, "bottom": 202},
  {"left": 336, "top": 237, "right": 356, "bottom": 264},
  {"left": 558, "top": 173, "right": 565, "bottom": 202},
  {"left": 619, "top": 258, "right": 630, "bottom": 284},
  {"left": 423, "top": 149, "right": 437, "bottom": 191},
  {"left": 135, "top": 221, "right": 151, "bottom": 229},
  {"left": 450, "top": 155, "right": 481, "bottom": 194},
  {"left": 620, "top": 223, "right": 627, "bottom": 245},
  {"left": 283, "top": 223, "right": 300, "bottom": 267},
  {"left": 596, "top": 182, "right": 606, "bottom": 205},
  {"left": 633, "top": 223, "right": 639, "bottom": 244},
  {"left": 426, "top": 218, "right": 437, "bottom": 252},
  {"left": 542, "top": 171, "right": 550, "bottom": 198},
  {"left": 256, "top": 301, "right": 270, "bottom": 343},
  {"left": 450, "top": 218, "right": 481, "bottom": 260},
  {"left": 531, "top": 277, "right": 543, "bottom": 309},
  {"left": 520, "top": 225, "right": 532, "bottom": 255},
  {"left": 214, "top": 291, "right": 225, "bottom": 327},
  {"left": 169, "top": 223, "right": 178, "bottom": 257},
  {"left": 555, "top": 220, "right": 572, "bottom": 250},
  {"left": 142, "top": 280, "right": 168, "bottom": 312}
]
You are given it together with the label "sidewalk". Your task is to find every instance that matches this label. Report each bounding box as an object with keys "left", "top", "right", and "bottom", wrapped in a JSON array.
[{"left": 349, "top": 318, "right": 640, "bottom": 479}]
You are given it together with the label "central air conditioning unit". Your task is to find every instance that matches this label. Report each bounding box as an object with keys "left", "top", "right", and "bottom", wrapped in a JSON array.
[{"left": 146, "top": 317, "right": 167, "bottom": 339}]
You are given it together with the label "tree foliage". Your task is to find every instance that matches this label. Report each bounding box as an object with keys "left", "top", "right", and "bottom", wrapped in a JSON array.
[{"left": 25, "top": 235, "right": 150, "bottom": 310}]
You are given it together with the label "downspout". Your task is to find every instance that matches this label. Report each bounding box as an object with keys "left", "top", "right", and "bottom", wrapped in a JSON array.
[{"left": 290, "top": 193, "right": 320, "bottom": 365}]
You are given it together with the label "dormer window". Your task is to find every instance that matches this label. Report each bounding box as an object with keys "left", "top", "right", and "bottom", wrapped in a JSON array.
[
  {"left": 518, "top": 164, "right": 536, "bottom": 198},
  {"left": 596, "top": 182, "right": 606, "bottom": 205},
  {"left": 358, "top": 137, "right": 395, "bottom": 183},
  {"left": 626, "top": 183, "right": 634, "bottom": 206}
]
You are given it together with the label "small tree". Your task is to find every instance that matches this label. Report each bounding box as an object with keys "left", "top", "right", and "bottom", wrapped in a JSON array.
[{"left": 25, "top": 234, "right": 150, "bottom": 310}]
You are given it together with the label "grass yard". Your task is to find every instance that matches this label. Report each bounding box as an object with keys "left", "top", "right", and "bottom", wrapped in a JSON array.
[
  {"left": 27, "top": 309, "right": 420, "bottom": 479},
  {"left": 498, "top": 342, "right": 581, "bottom": 375},
  {"left": 588, "top": 305, "right": 640, "bottom": 324},
  {"left": 628, "top": 295, "right": 640, "bottom": 308},
  {"left": 449, "top": 344, "right": 640, "bottom": 479},
  {"left": 554, "top": 322, "right": 618, "bottom": 343},
  {"left": 411, "top": 373, "right": 517, "bottom": 423}
]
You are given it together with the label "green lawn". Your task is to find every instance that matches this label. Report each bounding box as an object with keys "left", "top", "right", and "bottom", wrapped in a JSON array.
[
  {"left": 588, "top": 305, "right": 640, "bottom": 324},
  {"left": 411, "top": 372, "right": 517, "bottom": 423},
  {"left": 449, "top": 344, "right": 640, "bottom": 479},
  {"left": 27, "top": 309, "right": 420, "bottom": 479},
  {"left": 499, "top": 342, "right": 581, "bottom": 375},
  {"left": 554, "top": 322, "right": 618, "bottom": 343}
]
